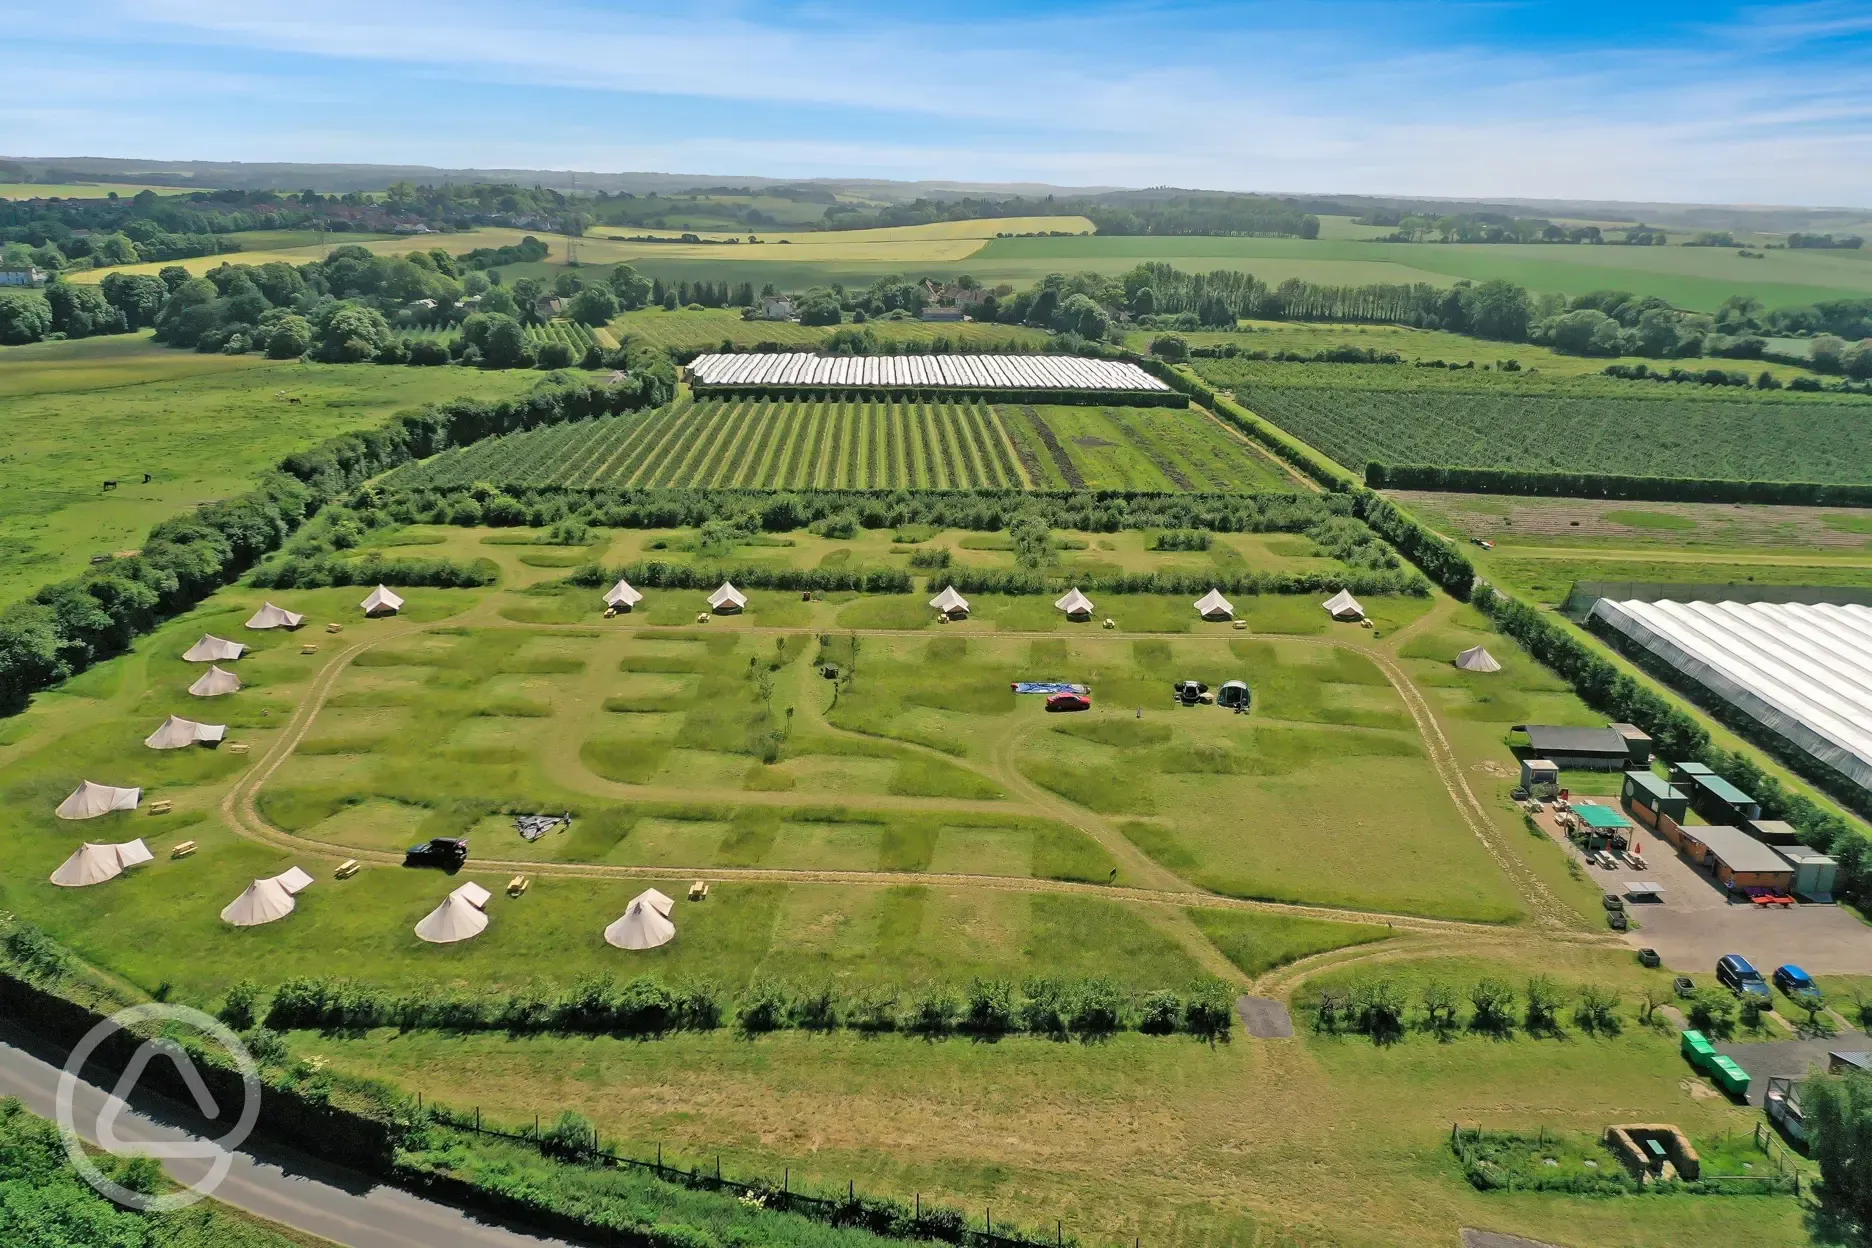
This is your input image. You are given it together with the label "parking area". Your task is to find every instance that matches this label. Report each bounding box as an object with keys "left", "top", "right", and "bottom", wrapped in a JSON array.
[
  {"left": 1531, "top": 807, "right": 1872, "bottom": 974},
  {"left": 1714, "top": 1032, "right": 1872, "bottom": 1107}
]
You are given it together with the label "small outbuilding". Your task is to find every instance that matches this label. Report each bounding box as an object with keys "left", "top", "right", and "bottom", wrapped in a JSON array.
[
  {"left": 189, "top": 665, "right": 242, "bottom": 697},
  {"left": 1193, "top": 589, "right": 1234, "bottom": 621},
  {"left": 1455, "top": 646, "right": 1501, "bottom": 673},
  {"left": 1667, "top": 760, "right": 1716, "bottom": 789},
  {"left": 708, "top": 582, "right": 747, "bottom": 614},
  {"left": 1521, "top": 725, "right": 1632, "bottom": 771},
  {"left": 245, "top": 602, "right": 305, "bottom": 631},
  {"left": 144, "top": 716, "right": 227, "bottom": 750},
  {"left": 183, "top": 635, "right": 246, "bottom": 663},
  {"left": 360, "top": 585, "right": 404, "bottom": 617},
  {"left": 1322, "top": 589, "right": 1365, "bottom": 621},
  {"left": 55, "top": 781, "right": 141, "bottom": 820},
  {"left": 604, "top": 579, "right": 643, "bottom": 611},
  {"left": 1519, "top": 758, "right": 1560, "bottom": 796},
  {"left": 1742, "top": 819, "right": 1804, "bottom": 846},
  {"left": 1680, "top": 825, "right": 1797, "bottom": 893},
  {"left": 49, "top": 840, "right": 153, "bottom": 888},
  {"left": 1054, "top": 588, "right": 1095, "bottom": 620},
  {"left": 929, "top": 586, "right": 970, "bottom": 619},
  {"left": 1686, "top": 772, "right": 1761, "bottom": 825},
  {"left": 1776, "top": 846, "right": 1839, "bottom": 901},
  {"left": 1621, "top": 770, "right": 1688, "bottom": 828},
  {"left": 1610, "top": 723, "right": 1655, "bottom": 766}
]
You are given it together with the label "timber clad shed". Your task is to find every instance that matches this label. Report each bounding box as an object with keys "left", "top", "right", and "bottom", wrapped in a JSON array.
[
  {"left": 1681, "top": 824, "right": 1796, "bottom": 892},
  {"left": 1687, "top": 773, "right": 1762, "bottom": 825},
  {"left": 1521, "top": 725, "right": 1632, "bottom": 770},
  {"left": 1622, "top": 770, "right": 1688, "bottom": 826}
]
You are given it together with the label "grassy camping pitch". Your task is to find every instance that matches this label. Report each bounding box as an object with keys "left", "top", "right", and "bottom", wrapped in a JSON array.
[{"left": 0, "top": 333, "right": 542, "bottom": 609}]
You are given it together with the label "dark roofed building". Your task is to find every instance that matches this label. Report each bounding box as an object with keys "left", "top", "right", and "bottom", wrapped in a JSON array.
[{"left": 1521, "top": 725, "right": 1633, "bottom": 770}]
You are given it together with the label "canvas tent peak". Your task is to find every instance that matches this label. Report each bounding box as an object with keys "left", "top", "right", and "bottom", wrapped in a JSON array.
[
  {"left": 707, "top": 582, "right": 747, "bottom": 612},
  {"left": 55, "top": 781, "right": 141, "bottom": 820},
  {"left": 1054, "top": 588, "right": 1095, "bottom": 619},
  {"left": 49, "top": 839, "right": 153, "bottom": 888},
  {"left": 246, "top": 602, "right": 305, "bottom": 631},
  {"left": 1193, "top": 589, "right": 1234, "bottom": 620},
  {"left": 635, "top": 887, "right": 676, "bottom": 918},
  {"left": 1455, "top": 646, "right": 1502, "bottom": 673},
  {"left": 604, "top": 579, "right": 643, "bottom": 609},
  {"left": 415, "top": 893, "right": 489, "bottom": 944},
  {"left": 144, "top": 715, "right": 226, "bottom": 750},
  {"left": 605, "top": 896, "right": 677, "bottom": 950},
  {"left": 221, "top": 877, "right": 296, "bottom": 927},
  {"left": 189, "top": 665, "right": 241, "bottom": 697},
  {"left": 360, "top": 584, "right": 404, "bottom": 616},
  {"left": 450, "top": 880, "right": 493, "bottom": 910},
  {"left": 929, "top": 586, "right": 970, "bottom": 617},
  {"left": 269, "top": 866, "right": 315, "bottom": 895},
  {"left": 183, "top": 634, "right": 246, "bottom": 663},
  {"left": 1322, "top": 589, "right": 1365, "bottom": 620}
]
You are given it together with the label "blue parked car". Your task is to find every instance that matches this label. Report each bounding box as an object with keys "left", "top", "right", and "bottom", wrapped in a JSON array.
[
  {"left": 1773, "top": 964, "right": 1819, "bottom": 1000},
  {"left": 1717, "top": 954, "right": 1773, "bottom": 1001}
]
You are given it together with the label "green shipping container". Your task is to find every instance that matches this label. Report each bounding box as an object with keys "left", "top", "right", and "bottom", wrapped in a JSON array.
[
  {"left": 1681, "top": 1030, "right": 1716, "bottom": 1068},
  {"left": 1710, "top": 1055, "right": 1751, "bottom": 1097}
]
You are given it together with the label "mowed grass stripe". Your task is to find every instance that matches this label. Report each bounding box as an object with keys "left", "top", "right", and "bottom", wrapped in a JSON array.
[
  {"left": 779, "top": 402, "right": 820, "bottom": 488},
  {"left": 701, "top": 400, "right": 755, "bottom": 486},
  {"left": 605, "top": 401, "right": 687, "bottom": 485},
  {"left": 661, "top": 399, "right": 739, "bottom": 487},
  {"left": 625, "top": 399, "right": 703, "bottom": 486},
  {"left": 970, "top": 402, "right": 1020, "bottom": 488},
  {"left": 930, "top": 402, "right": 970, "bottom": 487},
  {"left": 948, "top": 402, "right": 990, "bottom": 488},
  {"left": 819, "top": 403, "right": 849, "bottom": 489},
  {"left": 559, "top": 410, "right": 642, "bottom": 486},
  {"left": 758, "top": 401, "right": 804, "bottom": 488}
]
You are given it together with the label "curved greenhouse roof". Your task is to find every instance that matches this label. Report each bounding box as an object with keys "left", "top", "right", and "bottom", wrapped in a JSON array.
[{"left": 1590, "top": 598, "right": 1872, "bottom": 798}]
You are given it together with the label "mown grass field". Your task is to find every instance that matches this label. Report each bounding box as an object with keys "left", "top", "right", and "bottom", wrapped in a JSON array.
[
  {"left": 0, "top": 333, "right": 543, "bottom": 608},
  {"left": 972, "top": 233, "right": 1872, "bottom": 312},
  {"left": 0, "top": 518, "right": 1810, "bottom": 1246},
  {"left": 1395, "top": 490, "right": 1872, "bottom": 555},
  {"left": 0, "top": 182, "right": 205, "bottom": 199},
  {"left": 1214, "top": 362, "right": 1872, "bottom": 483},
  {"left": 612, "top": 307, "right": 1049, "bottom": 352},
  {"left": 388, "top": 398, "right": 1290, "bottom": 492}
]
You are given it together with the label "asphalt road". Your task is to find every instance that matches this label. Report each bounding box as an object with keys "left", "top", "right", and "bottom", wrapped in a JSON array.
[{"left": 0, "top": 1022, "right": 581, "bottom": 1248}]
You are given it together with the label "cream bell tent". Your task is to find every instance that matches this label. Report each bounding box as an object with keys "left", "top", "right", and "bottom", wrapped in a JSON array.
[
  {"left": 707, "top": 582, "right": 747, "bottom": 613},
  {"left": 414, "top": 893, "right": 489, "bottom": 944},
  {"left": 246, "top": 602, "right": 305, "bottom": 631},
  {"left": 49, "top": 839, "right": 153, "bottom": 888},
  {"left": 604, "top": 579, "right": 643, "bottom": 611},
  {"left": 929, "top": 586, "right": 970, "bottom": 619},
  {"left": 1322, "top": 589, "right": 1365, "bottom": 621},
  {"left": 55, "top": 781, "right": 141, "bottom": 820},
  {"left": 144, "top": 716, "right": 227, "bottom": 750},
  {"left": 183, "top": 635, "right": 246, "bottom": 663},
  {"left": 360, "top": 585, "right": 404, "bottom": 617},
  {"left": 636, "top": 887, "right": 676, "bottom": 917},
  {"left": 604, "top": 892, "right": 677, "bottom": 950},
  {"left": 451, "top": 880, "right": 493, "bottom": 909},
  {"left": 1054, "top": 588, "right": 1095, "bottom": 620},
  {"left": 1455, "top": 645, "right": 1503, "bottom": 673},
  {"left": 221, "top": 877, "right": 295, "bottom": 927},
  {"left": 1194, "top": 589, "right": 1234, "bottom": 621},
  {"left": 189, "top": 665, "right": 241, "bottom": 697},
  {"left": 272, "top": 866, "right": 316, "bottom": 895}
]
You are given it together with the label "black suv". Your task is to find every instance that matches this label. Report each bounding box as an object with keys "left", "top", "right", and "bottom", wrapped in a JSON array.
[{"left": 405, "top": 837, "right": 469, "bottom": 870}]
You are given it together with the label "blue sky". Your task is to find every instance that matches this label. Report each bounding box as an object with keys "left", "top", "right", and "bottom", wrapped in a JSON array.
[{"left": 8, "top": 0, "right": 1872, "bottom": 204}]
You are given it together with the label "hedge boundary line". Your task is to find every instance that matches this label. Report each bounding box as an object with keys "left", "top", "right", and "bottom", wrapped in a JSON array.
[{"left": 1368, "top": 463, "right": 1872, "bottom": 507}]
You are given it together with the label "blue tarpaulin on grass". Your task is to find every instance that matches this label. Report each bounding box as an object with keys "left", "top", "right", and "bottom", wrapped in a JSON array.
[{"left": 1011, "top": 682, "right": 1090, "bottom": 695}]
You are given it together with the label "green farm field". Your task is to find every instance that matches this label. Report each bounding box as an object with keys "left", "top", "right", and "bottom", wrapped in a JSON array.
[
  {"left": 612, "top": 307, "right": 1049, "bottom": 352},
  {"left": 0, "top": 182, "right": 204, "bottom": 199},
  {"left": 0, "top": 514, "right": 1810, "bottom": 1246},
  {"left": 0, "top": 333, "right": 544, "bottom": 608},
  {"left": 971, "top": 233, "right": 1872, "bottom": 312},
  {"left": 1213, "top": 362, "right": 1872, "bottom": 483},
  {"left": 387, "top": 398, "right": 1291, "bottom": 492}
]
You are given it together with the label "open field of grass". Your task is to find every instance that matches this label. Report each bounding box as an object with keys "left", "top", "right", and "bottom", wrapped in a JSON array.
[
  {"left": 0, "top": 507, "right": 1821, "bottom": 1244},
  {"left": 0, "top": 182, "right": 205, "bottom": 199},
  {"left": 612, "top": 307, "right": 1050, "bottom": 352},
  {"left": 387, "top": 398, "right": 1290, "bottom": 492},
  {"left": 0, "top": 333, "right": 543, "bottom": 608},
  {"left": 1216, "top": 362, "right": 1872, "bottom": 483},
  {"left": 1126, "top": 319, "right": 1832, "bottom": 381},
  {"left": 1396, "top": 491, "right": 1872, "bottom": 555},
  {"left": 972, "top": 233, "right": 1872, "bottom": 311}
]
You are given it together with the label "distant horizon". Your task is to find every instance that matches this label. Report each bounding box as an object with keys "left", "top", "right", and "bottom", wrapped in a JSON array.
[
  {"left": 6, "top": 155, "right": 1870, "bottom": 216},
  {"left": 8, "top": 0, "right": 1872, "bottom": 206}
]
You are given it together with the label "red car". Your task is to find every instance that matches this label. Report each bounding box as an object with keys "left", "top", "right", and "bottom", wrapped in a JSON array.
[{"left": 1044, "top": 692, "right": 1091, "bottom": 712}]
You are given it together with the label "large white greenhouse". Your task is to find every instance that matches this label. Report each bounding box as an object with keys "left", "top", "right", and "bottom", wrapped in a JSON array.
[
  {"left": 1589, "top": 597, "right": 1872, "bottom": 798},
  {"left": 684, "top": 352, "right": 1170, "bottom": 393}
]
